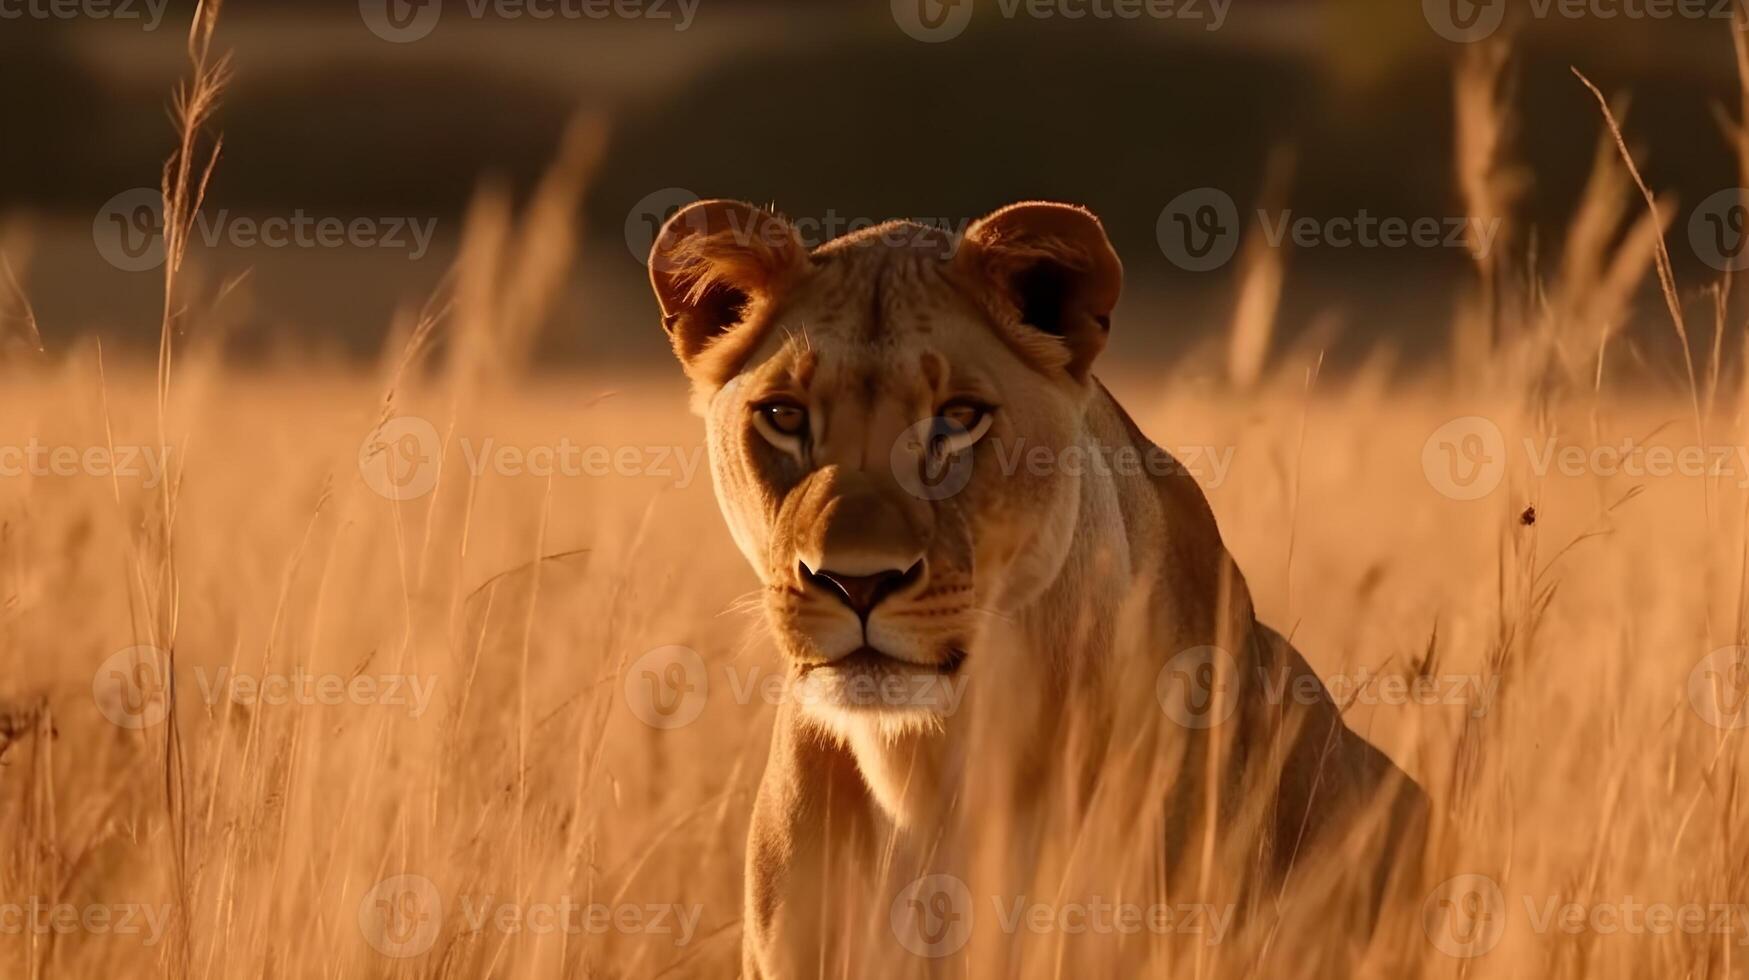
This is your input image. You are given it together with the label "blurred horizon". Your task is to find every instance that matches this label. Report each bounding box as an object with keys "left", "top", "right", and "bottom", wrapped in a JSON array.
[{"left": 4, "top": 0, "right": 1748, "bottom": 380}]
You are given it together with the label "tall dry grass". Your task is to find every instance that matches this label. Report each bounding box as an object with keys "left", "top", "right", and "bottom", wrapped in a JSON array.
[{"left": 0, "top": 9, "right": 1747, "bottom": 980}]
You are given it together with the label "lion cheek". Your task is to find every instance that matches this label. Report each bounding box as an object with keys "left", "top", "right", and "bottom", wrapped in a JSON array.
[{"left": 976, "top": 476, "right": 1082, "bottom": 611}]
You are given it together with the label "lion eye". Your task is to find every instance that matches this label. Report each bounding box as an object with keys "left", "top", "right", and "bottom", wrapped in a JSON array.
[
  {"left": 941, "top": 401, "right": 988, "bottom": 432},
  {"left": 762, "top": 402, "right": 807, "bottom": 435},
  {"left": 930, "top": 400, "right": 995, "bottom": 456},
  {"left": 753, "top": 399, "right": 809, "bottom": 447}
]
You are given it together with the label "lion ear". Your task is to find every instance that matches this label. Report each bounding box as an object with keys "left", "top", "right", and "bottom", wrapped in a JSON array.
[
  {"left": 648, "top": 199, "right": 807, "bottom": 382},
  {"left": 956, "top": 202, "right": 1122, "bottom": 379}
]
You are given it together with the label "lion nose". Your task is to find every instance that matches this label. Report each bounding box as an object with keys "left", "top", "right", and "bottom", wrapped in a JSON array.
[{"left": 801, "top": 561, "right": 923, "bottom": 619}]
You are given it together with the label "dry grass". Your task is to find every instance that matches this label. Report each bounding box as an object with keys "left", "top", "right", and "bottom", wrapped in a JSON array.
[
  {"left": 3, "top": 358, "right": 1748, "bottom": 979},
  {"left": 1, "top": 8, "right": 1748, "bottom": 980}
]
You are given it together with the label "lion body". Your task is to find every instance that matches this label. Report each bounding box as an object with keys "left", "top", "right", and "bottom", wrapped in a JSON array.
[{"left": 645, "top": 203, "right": 1426, "bottom": 979}]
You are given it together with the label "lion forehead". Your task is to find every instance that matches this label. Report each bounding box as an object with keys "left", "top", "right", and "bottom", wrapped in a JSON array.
[{"left": 777, "top": 234, "right": 980, "bottom": 344}]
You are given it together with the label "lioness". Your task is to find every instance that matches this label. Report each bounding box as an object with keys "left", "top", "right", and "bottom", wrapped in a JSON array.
[{"left": 646, "top": 200, "right": 1427, "bottom": 977}]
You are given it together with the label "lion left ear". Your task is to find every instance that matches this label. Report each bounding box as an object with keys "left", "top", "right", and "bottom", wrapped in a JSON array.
[
  {"left": 955, "top": 202, "right": 1123, "bottom": 380},
  {"left": 647, "top": 199, "right": 808, "bottom": 385}
]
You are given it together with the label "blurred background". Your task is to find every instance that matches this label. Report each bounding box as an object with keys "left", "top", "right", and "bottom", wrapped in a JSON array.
[
  {"left": 6, "top": 11, "right": 1749, "bottom": 977},
  {"left": 2, "top": 0, "right": 1744, "bottom": 375}
]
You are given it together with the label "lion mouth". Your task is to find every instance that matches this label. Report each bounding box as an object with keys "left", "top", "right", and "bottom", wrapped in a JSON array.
[
  {"left": 792, "top": 646, "right": 967, "bottom": 716},
  {"left": 797, "top": 646, "right": 966, "bottom": 678}
]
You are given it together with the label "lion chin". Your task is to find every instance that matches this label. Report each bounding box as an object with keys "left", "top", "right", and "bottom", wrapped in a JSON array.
[
  {"left": 789, "top": 646, "right": 967, "bottom": 740},
  {"left": 645, "top": 197, "right": 1430, "bottom": 979}
]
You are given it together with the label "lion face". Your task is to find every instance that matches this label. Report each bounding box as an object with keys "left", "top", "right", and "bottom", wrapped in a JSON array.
[{"left": 648, "top": 201, "right": 1122, "bottom": 730}]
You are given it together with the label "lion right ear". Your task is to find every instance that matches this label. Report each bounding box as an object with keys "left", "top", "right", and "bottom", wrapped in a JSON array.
[
  {"left": 955, "top": 202, "right": 1122, "bottom": 381},
  {"left": 648, "top": 200, "right": 807, "bottom": 383}
]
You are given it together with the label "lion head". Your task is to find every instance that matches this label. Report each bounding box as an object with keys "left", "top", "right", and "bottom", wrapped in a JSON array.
[{"left": 648, "top": 200, "right": 1122, "bottom": 733}]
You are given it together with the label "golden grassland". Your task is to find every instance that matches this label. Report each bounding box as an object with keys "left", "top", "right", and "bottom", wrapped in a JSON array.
[
  {"left": 0, "top": 6, "right": 1748, "bottom": 978},
  {"left": 0, "top": 362, "right": 1745, "bottom": 978}
]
